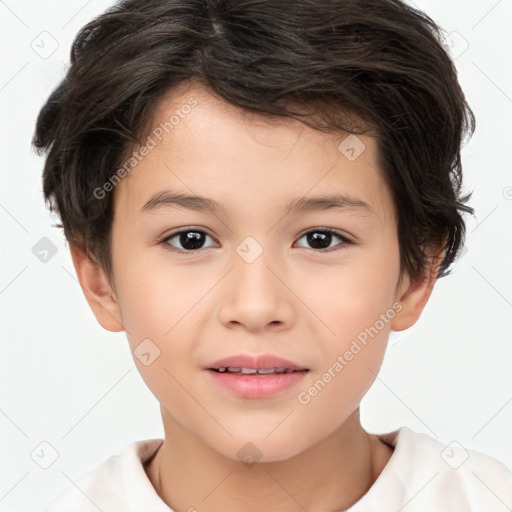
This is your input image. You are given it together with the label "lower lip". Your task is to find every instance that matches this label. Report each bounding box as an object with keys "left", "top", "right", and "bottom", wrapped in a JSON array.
[{"left": 206, "top": 369, "right": 309, "bottom": 399}]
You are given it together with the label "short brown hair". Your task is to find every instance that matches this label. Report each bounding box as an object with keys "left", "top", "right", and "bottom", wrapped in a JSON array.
[{"left": 32, "top": 0, "right": 475, "bottom": 286}]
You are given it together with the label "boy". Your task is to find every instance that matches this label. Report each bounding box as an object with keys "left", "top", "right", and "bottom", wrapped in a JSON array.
[{"left": 33, "top": 0, "right": 512, "bottom": 510}]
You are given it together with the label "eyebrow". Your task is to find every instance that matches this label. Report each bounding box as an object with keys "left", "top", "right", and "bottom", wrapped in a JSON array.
[{"left": 141, "top": 190, "right": 375, "bottom": 216}]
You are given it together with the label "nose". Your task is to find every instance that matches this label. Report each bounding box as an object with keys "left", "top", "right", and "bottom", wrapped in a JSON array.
[{"left": 217, "top": 245, "right": 295, "bottom": 333}]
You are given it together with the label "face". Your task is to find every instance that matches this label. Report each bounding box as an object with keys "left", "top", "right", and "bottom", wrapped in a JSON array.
[{"left": 87, "top": 82, "right": 419, "bottom": 462}]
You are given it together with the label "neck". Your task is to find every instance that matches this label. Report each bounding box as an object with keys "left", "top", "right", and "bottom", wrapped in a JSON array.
[{"left": 145, "top": 408, "right": 393, "bottom": 512}]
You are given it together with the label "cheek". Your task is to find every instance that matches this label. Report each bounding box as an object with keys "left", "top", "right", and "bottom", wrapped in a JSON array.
[
  {"left": 114, "top": 247, "right": 200, "bottom": 336},
  {"left": 295, "top": 307, "right": 392, "bottom": 440},
  {"left": 295, "top": 244, "right": 400, "bottom": 407},
  {"left": 308, "top": 250, "right": 400, "bottom": 339},
  {"left": 112, "top": 247, "right": 219, "bottom": 364}
]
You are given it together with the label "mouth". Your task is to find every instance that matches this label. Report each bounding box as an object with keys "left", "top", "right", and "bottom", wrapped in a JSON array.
[
  {"left": 205, "top": 353, "right": 309, "bottom": 373},
  {"left": 204, "top": 353, "right": 310, "bottom": 398},
  {"left": 208, "top": 367, "right": 308, "bottom": 375},
  {"left": 205, "top": 368, "right": 309, "bottom": 399}
]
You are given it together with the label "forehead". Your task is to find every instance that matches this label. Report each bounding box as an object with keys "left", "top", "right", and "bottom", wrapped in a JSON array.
[{"left": 113, "top": 81, "right": 394, "bottom": 224}]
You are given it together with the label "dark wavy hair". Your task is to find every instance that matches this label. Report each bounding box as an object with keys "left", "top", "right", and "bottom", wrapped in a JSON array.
[{"left": 32, "top": 0, "right": 475, "bottom": 287}]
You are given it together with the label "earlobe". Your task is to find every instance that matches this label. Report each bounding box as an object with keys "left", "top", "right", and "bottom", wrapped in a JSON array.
[
  {"left": 390, "top": 255, "right": 441, "bottom": 332},
  {"left": 69, "top": 243, "right": 125, "bottom": 333}
]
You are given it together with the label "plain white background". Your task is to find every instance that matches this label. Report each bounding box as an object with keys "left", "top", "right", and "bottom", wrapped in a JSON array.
[{"left": 1, "top": 0, "right": 511, "bottom": 510}]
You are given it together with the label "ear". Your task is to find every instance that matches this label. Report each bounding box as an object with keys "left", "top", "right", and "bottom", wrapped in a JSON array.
[
  {"left": 390, "top": 248, "right": 443, "bottom": 332},
  {"left": 69, "top": 243, "right": 125, "bottom": 332}
]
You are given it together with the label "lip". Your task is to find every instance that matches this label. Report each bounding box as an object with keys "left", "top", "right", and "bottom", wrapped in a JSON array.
[
  {"left": 206, "top": 369, "right": 308, "bottom": 399},
  {"left": 204, "top": 353, "right": 309, "bottom": 399},
  {"left": 204, "top": 353, "right": 309, "bottom": 371}
]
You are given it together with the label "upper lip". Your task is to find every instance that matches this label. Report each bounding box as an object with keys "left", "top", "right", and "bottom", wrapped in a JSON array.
[{"left": 205, "top": 353, "right": 309, "bottom": 371}]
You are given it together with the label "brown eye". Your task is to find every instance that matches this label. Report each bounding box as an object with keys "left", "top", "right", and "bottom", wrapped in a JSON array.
[
  {"left": 162, "top": 229, "right": 217, "bottom": 252},
  {"left": 160, "top": 227, "right": 353, "bottom": 254},
  {"left": 295, "top": 229, "right": 352, "bottom": 252}
]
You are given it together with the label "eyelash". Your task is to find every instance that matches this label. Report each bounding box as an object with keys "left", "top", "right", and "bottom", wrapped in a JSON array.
[{"left": 160, "top": 228, "right": 354, "bottom": 254}]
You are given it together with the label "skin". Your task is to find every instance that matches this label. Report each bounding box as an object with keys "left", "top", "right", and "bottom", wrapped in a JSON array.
[{"left": 70, "top": 80, "right": 440, "bottom": 512}]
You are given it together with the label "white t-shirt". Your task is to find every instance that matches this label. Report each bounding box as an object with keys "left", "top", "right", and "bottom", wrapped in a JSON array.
[{"left": 44, "top": 426, "right": 512, "bottom": 511}]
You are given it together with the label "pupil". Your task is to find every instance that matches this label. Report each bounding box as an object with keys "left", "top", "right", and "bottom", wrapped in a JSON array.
[
  {"left": 308, "top": 232, "right": 330, "bottom": 249},
  {"left": 181, "top": 231, "right": 204, "bottom": 250}
]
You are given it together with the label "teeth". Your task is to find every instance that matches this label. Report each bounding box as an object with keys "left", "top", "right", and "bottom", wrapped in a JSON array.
[{"left": 216, "top": 367, "right": 295, "bottom": 374}]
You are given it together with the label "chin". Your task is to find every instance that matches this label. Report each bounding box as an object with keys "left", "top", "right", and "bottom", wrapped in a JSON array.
[{"left": 217, "top": 436, "right": 309, "bottom": 466}]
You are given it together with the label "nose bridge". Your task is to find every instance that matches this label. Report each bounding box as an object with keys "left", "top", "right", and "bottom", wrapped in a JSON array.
[
  {"left": 233, "top": 234, "right": 280, "bottom": 302},
  {"left": 217, "top": 234, "right": 294, "bottom": 330}
]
